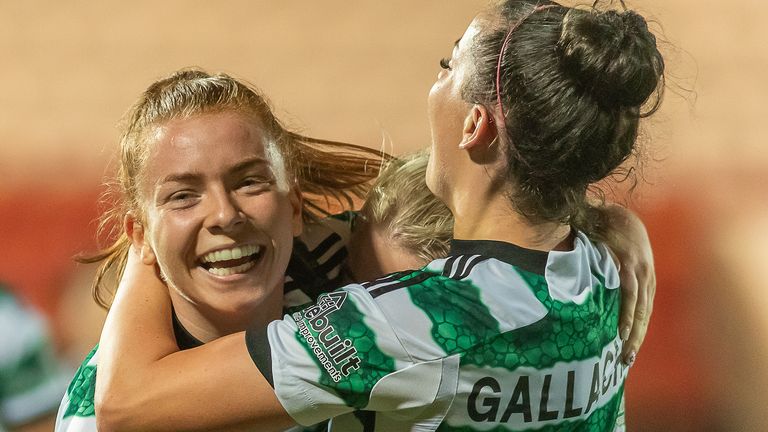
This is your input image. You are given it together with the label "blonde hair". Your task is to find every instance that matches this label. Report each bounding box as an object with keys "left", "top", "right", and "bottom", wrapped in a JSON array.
[
  {"left": 361, "top": 150, "right": 453, "bottom": 262},
  {"left": 82, "top": 69, "right": 389, "bottom": 309}
]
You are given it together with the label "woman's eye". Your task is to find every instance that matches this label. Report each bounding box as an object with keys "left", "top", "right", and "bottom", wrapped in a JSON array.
[
  {"left": 239, "top": 177, "right": 272, "bottom": 192},
  {"left": 170, "top": 192, "right": 193, "bottom": 201},
  {"left": 439, "top": 57, "right": 452, "bottom": 70},
  {"left": 166, "top": 191, "right": 198, "bottom": 207}
]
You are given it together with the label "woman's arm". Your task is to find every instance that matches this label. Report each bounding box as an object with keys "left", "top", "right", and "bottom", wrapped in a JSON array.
[
  {"left": 599, "top": 203, "right": 656, "bottom": 366},
  {"left": 94, "top": 249, "right": 293, "bottom": 432}
]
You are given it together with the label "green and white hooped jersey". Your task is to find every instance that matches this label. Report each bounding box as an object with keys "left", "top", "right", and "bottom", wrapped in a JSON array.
[
  {"left": 247, "top": 231, "right": 628, "bottom": 431},
  {"left": 54, "top": 214, "right": 353, "bottom": 432},
  {"left": 0, "top": 286, "right": 70, "bottom": 431}
]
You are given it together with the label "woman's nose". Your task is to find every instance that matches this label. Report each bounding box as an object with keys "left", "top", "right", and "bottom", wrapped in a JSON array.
[{"left": 206, "top": 191, "right": 246, "bottom": 232}]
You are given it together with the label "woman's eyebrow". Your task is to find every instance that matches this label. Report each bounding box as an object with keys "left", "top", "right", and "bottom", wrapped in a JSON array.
[
  {"left": 154, "top": 158, "right": 271, "bottom": 188},
  {"left": 157, "top": 172, "right": 202, "bottom": 186},
  {"left": 229, "top": 157, "right": 270, "bottom": 175}
]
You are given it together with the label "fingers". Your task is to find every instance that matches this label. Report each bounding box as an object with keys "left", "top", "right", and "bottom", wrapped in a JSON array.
[
  {"left": 607, "top": 247, "right": 622, "bottom": 273},
  {"left": 618, "top": 266, "right": 638, "bottom": 350},
  {"left": 622, "top": 287, "right": 647, "bottom": 366},
  {"left": 621, "top": 262, "right": 655, "bottom": 365}
]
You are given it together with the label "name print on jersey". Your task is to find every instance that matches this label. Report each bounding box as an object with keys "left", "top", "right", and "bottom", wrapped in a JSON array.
[
  {"left": 293, "top": 291, "right": 361, "bottom": 382},
  {"left": 466, "top": 338, "right": 627, "bottom": 426}
]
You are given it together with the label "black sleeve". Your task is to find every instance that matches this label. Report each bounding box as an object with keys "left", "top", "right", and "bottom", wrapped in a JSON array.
[{"left": 244, "top": 326, "right": 274, "bottom": 388}]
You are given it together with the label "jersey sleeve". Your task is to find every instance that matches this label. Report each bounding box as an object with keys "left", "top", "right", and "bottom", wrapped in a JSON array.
[
  {"left": 0, "top": 289, "right": 71, "bottom": 427},
  {"left": 53, "top": 346, "right": 99, "bottom": 432},
  {"left": 246, "top": 284, "right": 454, "bottom": 426}
]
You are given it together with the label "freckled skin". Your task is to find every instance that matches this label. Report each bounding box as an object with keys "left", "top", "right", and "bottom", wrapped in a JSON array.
[{"left": 136, "top": 111, "right": 302, "bottom": 341}]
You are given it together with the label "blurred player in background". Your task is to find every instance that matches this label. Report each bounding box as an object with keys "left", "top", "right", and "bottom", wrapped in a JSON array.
[{"left": 0, "top": 283, "right": 70, "bottom": 432}]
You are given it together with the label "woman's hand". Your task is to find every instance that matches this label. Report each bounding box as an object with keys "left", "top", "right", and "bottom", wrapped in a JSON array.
[{"left": 600, "top": 204, "right": 656, "bottom": 366}]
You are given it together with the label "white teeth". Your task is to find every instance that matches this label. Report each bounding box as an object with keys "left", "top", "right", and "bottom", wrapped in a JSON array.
[
  {"left": 202, "top": 245, "right": 260, "bottom": 264},
  {"left": 230, "top": 248, "right": 242, "bottom": 260},
  {"left": 206, "top": 260, "right": 256, "bottom": 276}
]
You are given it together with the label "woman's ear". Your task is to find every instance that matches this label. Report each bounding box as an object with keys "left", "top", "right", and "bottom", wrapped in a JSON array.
[
  {"left": 289, "top": 182, "right": 303, "bottom": 237},
  {"left": 124, "top": 212, "right": 157, "bottom": 265},
  {"left": 459, "top": 105, "right": 497, "bottom": 150}
]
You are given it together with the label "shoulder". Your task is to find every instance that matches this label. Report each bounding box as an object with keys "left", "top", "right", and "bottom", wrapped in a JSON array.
[
  {"left": 355, "top": 266, "right": 511, "bottom": 359},
  {"left": 58, "top": 345, "right": 99, "bottom": 421},
  {"left": 544, "top": 232, "right": 621, "bottom": 301}
]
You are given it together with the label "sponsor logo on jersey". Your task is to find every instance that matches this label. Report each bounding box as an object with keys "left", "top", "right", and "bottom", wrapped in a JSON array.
[
  {"left": 467, "top": 338, "right": 626, "bottom": 425},
  {"left": 293, "top": 291, "right": 361, "bottom": 382}
]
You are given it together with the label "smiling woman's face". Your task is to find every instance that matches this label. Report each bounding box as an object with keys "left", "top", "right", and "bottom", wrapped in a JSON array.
[{"left": 136, "top": 110, "right": 301, "bottom": 322}]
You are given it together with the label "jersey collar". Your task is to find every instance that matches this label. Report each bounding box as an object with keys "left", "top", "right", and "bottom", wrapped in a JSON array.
[
  {"left": 171, "top": 308, "right": 205, "bottom": 350},
  {"left": 449, "top": 238, "right": 550, "bottom": 275}
]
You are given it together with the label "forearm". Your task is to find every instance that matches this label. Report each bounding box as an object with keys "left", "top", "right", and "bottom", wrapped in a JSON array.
[
  {"left": 94, "top": 251, "right": 294, "bottom": 431},
  {"left": 94, "top": 248, "right": 176, "bottom": 430},
  {"left": 97, "top": 333, "right": 290, "bottom": 432}
]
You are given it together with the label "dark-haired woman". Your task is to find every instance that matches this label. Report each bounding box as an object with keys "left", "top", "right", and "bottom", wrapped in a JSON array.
[{"left": 95, "top": 1, "right": 664, "bottom": 431}]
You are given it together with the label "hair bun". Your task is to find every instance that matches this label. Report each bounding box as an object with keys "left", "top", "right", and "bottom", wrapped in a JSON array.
[{"left": 556, "top": 9, "right": 664, "bottom": 108}]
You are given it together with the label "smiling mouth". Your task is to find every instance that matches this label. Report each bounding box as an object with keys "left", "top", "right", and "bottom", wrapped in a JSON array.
[{"left": 199, "top": 244, "right": 263, "bottom": 277}]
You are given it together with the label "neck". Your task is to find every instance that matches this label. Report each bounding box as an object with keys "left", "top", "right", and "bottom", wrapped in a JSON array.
[
  {"left": 167, "top": 283, "right": 283, "bottom": 343},
  {"left": 449, "top": 172, "right": 572, "bottom": 251},
  {"left": 345, "top": 218, "right": 378, "bottom": 283},
  {"left": 347, "top": 218, "right": 428, "bottom": 282}
]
